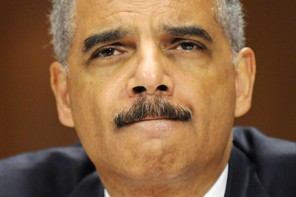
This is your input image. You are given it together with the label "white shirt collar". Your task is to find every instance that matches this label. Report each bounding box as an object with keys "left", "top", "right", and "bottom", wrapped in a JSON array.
[
  {"left": 104, "top": 164, "right": 228, "bottom": 197},
  {"left": 203, "top": 164, "right": 228, "bottom": 197},
  {"left": 104, "top": 189, "right": 111, "bottom": 197}
]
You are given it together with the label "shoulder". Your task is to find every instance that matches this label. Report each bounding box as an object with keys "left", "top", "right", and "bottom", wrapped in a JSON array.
[
  {"left": 0, "top": 144, "right": 96, "bottom": 197},
  {"left": 233, "top": 127, "right": 296, "bottom": 196},
  {"left": 233, "top": 127, "right": 296, "bottom": 164}
]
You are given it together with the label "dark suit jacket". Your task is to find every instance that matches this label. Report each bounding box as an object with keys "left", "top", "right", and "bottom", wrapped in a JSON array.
[{"left": 1, "top": 127, "right": 296, "bottom": 197}]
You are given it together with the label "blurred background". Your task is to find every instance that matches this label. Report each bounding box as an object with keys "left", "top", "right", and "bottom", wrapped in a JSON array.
[{"left": 0, "top": 0, "right": 295, "bottom": 158}]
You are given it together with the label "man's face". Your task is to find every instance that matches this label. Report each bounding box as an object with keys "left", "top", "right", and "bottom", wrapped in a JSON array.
[{"left": 52, "top": 0, "right": 254, "bottom": 185}]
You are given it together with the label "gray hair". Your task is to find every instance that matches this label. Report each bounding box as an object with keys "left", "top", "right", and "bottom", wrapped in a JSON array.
[
  {"left": 49, "top": 0, "right": 245, "bottom": 67},
  {"left": 49, "top": 0, "right": 76, "bottom": 67},
  {"left": 214, "top": 0, "right": 245, "bottom": 57}
]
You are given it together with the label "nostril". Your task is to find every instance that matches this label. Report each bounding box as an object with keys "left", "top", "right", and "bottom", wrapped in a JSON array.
[
  {"left": 158, "top": 85, "right": 168, "bottom": 91},
  {"left": 133, "top": 86, "right": 146, "bottom": 94}
]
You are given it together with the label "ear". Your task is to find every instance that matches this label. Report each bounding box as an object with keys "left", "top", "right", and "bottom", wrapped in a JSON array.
[
  {"left": 50, "top": 62, "right": 75, "bottom": 127},
  {"left": 234, "top": 47, "right": 256, "bottom": 117}
]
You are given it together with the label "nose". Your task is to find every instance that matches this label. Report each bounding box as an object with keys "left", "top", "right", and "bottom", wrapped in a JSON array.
[{"left": 127, "top": 43, "right": 174, "bottom": 97}]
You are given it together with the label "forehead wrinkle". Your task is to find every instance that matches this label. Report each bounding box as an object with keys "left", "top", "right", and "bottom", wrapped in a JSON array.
[
  {"left": 97, "top": 0, "right": 174, "bottom": 16},
  {"left": 76, "top": 0, "right": 220, "bottom": 47}
]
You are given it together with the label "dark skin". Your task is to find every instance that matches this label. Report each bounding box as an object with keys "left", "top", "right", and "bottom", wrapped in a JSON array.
[{"left": 50, "top": 0, "right": 256, "bottom": 196}]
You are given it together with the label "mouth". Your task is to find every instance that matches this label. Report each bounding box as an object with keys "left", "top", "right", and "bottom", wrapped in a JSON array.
[
  {"left": 116, "top": 114, "right": 188, "bottom": 128},
  {"left": 142, "top": 116, "right": 171, "bottom": 121},
  {"left": 113, "top": 96, "right": 192, "bottom": 128},
  {"left": 126, "top": 116, "right": 174, "bottom": 125}
]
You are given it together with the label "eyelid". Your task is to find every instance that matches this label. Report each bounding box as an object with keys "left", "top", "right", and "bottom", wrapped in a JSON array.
[
  {"left": 173, "top": 39, "right": 208, "bottom": 51},
  {"left": 90, "top": 43, "right": 126, "bottom": 60}
]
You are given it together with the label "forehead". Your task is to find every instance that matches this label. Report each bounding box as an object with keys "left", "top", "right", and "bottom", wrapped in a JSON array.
[{"left": 74, "top": 0, "right": 218, "bottom": 33}]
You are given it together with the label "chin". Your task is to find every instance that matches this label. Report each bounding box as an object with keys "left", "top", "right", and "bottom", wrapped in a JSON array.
[
  {"left": 124, "top": 165, "right": 188, "bottom": 184},
  {"left": 119, "top": 146, "right": 191, "bottom": 183}
]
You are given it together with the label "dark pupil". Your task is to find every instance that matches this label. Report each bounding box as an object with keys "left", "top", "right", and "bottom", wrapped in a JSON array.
[
  {"left": 100, "top": 48, "right": 115, "bottom": 57},
  {"left": 181, "top": 43, "right": 195, "bottom": 50}
]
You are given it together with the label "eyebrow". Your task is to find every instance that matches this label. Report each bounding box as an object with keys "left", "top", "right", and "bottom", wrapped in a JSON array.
[
  {"left": 162, "top": 25, "right": 213, "bottom": 43},
  {"left": 83, "top": 28, "right": 129, "bottom": 53},
  {"left": 82, "top": 26, "right": 213, "bottom": 53}
]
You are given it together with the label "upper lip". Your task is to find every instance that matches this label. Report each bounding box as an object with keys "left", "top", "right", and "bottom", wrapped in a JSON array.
[
  {"left": 128, "top": 116, "right": 171, "bottom": 125},
  {"left": 142, "top": 116, "right": 170, "bottom": 121}
]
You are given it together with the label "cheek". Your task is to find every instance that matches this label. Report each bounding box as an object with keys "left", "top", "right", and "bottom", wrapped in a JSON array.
[
  {"left": 67, "top": 66, "right": 134, "bottom": 166},
  {"left": 67, "top": 75, "right": 113, "bottom": 157},
  {"left": 200, "top": 70, "right": 236, "bottom": 125},
  {"left": 68, "top": 63, "right": 128, "bottom": 126},
  {"left": 176, "top": 62, "right": 236, "bottom": 141},
  {"left": 178, "top": 63, "right": 235, "bottom": 111}
]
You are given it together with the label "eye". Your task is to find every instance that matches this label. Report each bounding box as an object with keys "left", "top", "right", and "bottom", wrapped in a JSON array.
[
  {"left": 175, "top": 41, "right": 207, "bottom": 51},
  {"left": 90, "top": 46, "right": 123, "bottom": 60}
]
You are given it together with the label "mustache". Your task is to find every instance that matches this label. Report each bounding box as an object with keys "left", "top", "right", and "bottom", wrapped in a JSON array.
[{"left": 113, "top": 96, "right": 192, "bottom": 128}]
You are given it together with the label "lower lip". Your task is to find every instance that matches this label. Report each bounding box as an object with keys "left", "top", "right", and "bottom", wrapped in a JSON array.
[{"left": 126, "top": 119, "right": 177, "bottom": 138}]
